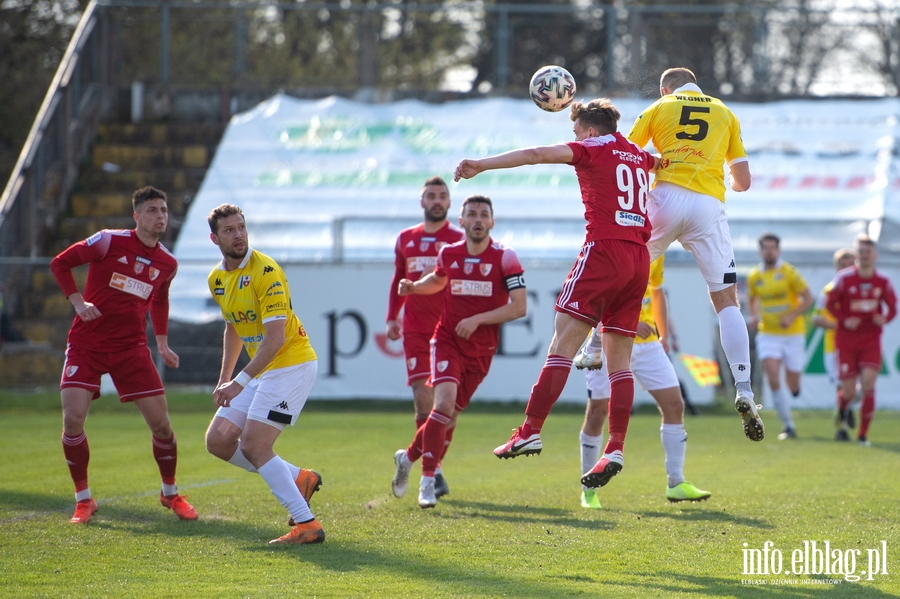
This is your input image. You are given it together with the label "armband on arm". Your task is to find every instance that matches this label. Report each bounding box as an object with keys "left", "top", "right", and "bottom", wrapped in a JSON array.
[{"left": 505, "top": 273, "right": 526, "bottom": 291}]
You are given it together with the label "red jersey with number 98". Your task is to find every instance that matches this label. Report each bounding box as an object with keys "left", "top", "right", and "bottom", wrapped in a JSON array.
[{"left": 567, "top": 132, "right": 655, "bottom": 245}]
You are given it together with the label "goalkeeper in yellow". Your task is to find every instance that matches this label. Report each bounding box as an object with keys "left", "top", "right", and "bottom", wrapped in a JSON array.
[{"left": 746, "top": 233, "right": 813, "bottom": 440}]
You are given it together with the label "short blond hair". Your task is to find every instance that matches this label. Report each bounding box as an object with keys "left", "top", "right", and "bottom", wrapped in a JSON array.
[
  {"left": 832, "top": 248, "right": 855, "bottom": 269},
  {"left": 660, "top": 67, "right": 697, "bottom": 90}
]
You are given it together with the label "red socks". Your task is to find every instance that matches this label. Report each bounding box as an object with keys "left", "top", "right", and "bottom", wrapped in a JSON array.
[
  {"left": 858, "top": 390, "right": 875, "bottom": 439},
  {"left": 152, "top": 434, "right": 178, "bottom": 485},
  {"left": 421, "top": 410, "right": 452, "bottom": 477},
  {"left": 604, "top": 370, "right": 635, "bottom": 454},
  {"left": 62, "top": 432, "right": 90, "bottom": 492},
  {"left": 523, "top": 355, "right": 573, "bottom": 428}
]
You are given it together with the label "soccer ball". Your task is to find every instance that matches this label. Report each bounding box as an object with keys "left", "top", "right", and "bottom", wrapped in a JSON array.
[{"left": 529, "top": 65, "right": 576, "bottom": 113}]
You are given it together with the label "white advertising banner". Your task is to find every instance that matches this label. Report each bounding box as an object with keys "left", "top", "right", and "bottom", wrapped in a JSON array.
[{"left": 170, "top": 94, "right": 900, "bottom": 406}]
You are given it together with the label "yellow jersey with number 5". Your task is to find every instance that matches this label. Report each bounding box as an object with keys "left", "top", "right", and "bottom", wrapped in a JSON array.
[
  {"left": 628, "top": 85, "right": 747, "bottom": 203},
  {"left": 208, "top": 249, "right": 316, "bottom": 373}
]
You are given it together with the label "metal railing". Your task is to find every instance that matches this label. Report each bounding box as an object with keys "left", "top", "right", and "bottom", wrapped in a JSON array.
[{"left": 0, "top": 0, "right": 113, "bottom": 294}]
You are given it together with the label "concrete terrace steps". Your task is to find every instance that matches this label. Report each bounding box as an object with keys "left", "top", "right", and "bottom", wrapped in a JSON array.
[
  {"left": 78, "top": 168, "right": 208, "bottom": 193},
  {"left": 4, "top": 122, "right": 226, "bottom": 386},
  {"left": 96, "top": 123, "right": 225, "bottom": 146}
]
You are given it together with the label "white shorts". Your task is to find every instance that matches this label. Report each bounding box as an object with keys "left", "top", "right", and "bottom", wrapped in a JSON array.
[
  {"left": 755, "top": 333, "right": 806, "bottom": 373},
  {"left": 647, "top": 182, "right": 737, "bottom": 292},
  {"left": 216, "top": 361, "right": 317, "bottom": 431},
  {"left": 585, "top": 341, "right": 679, "bottom": 399},
  {"left": 823, "top": 351, "right": 838, "bottom": 386}
]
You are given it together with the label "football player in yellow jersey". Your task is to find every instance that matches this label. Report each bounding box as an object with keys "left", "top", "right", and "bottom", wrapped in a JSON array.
[
  {"left": 574, "top": 257, "right": 710, "bottom": 508},
  {"left": 747, "top": 233, "right": 814, "bottom": 441},
  {"left": 812, "top": 248, "right": 857, "bottom": 440},
  {"left": 627, "top": 67, "right": 762, "bottom": 443},
  {"left": 203, "top": 204, "right": 325, "bottom": 546}
]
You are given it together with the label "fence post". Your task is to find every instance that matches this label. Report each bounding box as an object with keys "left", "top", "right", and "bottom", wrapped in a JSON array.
[
  {"left": 605, "top": 3, "right": 617, "bottom": 91},
  {"left": 161, "top": 1, "right": 170, "bottom": 86},
  {"left": 495, "top": 7, "right": 510, "bottom": 93}
]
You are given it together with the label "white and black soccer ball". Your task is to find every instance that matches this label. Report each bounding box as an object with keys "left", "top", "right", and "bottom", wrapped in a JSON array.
[{"left": 529, "top": 65, "right": 576, "bottom": 113}]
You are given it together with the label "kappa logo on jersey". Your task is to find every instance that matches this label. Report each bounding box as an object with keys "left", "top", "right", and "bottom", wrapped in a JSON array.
[
  {"left": 117, "top": 256, "right": 128, "bottom": 264},
  {"left": 480, "top": 263, "right": 492, "bottom": 276},
  {"left": 149, "top": 267, "right": 160, "bottom": 281},
  {"left": 450, "top": 279, "right": 493, "bottom": 297},
  {"left": 407, "top": 357, "right": 416, "bottom": 369},
  {"left": 109, "top": 272, "right": 152, "bottom": 299},
  {"left": 215, "top": 278, "right": 223, "bottom": 286},
  {"left": 66, "top": 365, "right": 78, "bottom": 377},
  {"left": 437, "top": 360, "right": 449, "bottom": 372},
  {"left": 263, "top": 265, "right": 274, "bottom": 274},
  {"left": 86, "top": 232, "right": 102, "bottom": 246},
  {"left": 277, "top": 401, "right": 289, "bottom": 410},
  {"left": 239, "top": 275, "right": 251, "bottom": 289}
]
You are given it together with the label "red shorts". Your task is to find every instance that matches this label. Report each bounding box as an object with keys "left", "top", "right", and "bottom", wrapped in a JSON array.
[
  {"left": 61, "top": 344, "right": 165, "bottom": 402},
  {"left": 555, "top": 239, "right": 650, "bottom": 335},
  {"left": 403, "top": 331, "right": 433, "bottom": 385},
  {"left": 835, "top": 345, "right": 882, "bottom": 380},
  {"left": 428, "top": 332, "right": 493, "bottom": 412}
]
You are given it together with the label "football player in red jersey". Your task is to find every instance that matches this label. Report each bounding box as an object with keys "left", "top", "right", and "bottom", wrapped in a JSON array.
[
  {"left": 826, "top": 235, "right": 897, "bottom": 446},
  {"left": 50, "top": 186, "right": 196, "bottom": 524},
  {"left": 390, "top": 195, "right": 527, "bottom": 508},
  {"left": 385, "top": 176, "right": 464, "bottom": 498},
  {"left": 455, "top": 98, "right": 658, "bottom": 491}
]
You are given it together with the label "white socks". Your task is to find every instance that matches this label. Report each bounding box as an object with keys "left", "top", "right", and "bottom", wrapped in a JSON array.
[
  {"left": 75, "top": 488, "right": 92, "bottom": 502},
  {"left": 586, "top": 328, "right": 603, "bottom": 353},
  {"left": 161, "top": 483, "right": 178, "bottom": 497},
  {"left": 661, "top": 423, "right": 687, "bottom": 488},
  {"left": 228, "top": 447, "right": 300, "bottom": 481},
  {"left": 717, "top": 306, "right": 752, "bottom": 384},
  {"left": 580, "top": 431, "right": 603, "bottom": 483},
  {"left": 771, "top": 387, "right": 795, "bottom": 429},
  {"left": 228, "top": 447, "right": 258, "bottom": 473},
  {"left": 258, "top": 456, "right": 312, "bottom": 524}
]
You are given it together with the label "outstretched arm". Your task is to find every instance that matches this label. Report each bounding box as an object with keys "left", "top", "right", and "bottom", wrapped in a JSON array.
[{"left": 454, "top": 144, "right": 574, "bottom": 181}]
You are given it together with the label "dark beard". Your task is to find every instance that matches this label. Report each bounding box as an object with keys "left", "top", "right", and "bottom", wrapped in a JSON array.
[
  {"left": 425, "top": 208, "right": 447, "bottom": 223},
  {"left": 224, "top": 246, "right": 248, "bottom": 260}
]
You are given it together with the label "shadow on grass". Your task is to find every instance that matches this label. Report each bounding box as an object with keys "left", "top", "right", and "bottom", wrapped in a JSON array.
[
  {"left": 594, "top": 570, "right": 899, "bottom": 598},
  {"left": 631, "top": 507, "right": 774, "bottom": 529},
  {"left": 246, "top": 536, "right": 608, "bottom": 599},
  {"left": 0, "top": 490, "right": 73, "bottom": 522},
  {"left": 431, "top": 498, "right": 614, "bottom": 531}
]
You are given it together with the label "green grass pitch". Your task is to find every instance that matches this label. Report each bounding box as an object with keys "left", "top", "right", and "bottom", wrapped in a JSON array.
[{"left": 1, "top": 390, "right": 899, "bottom": 598}]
